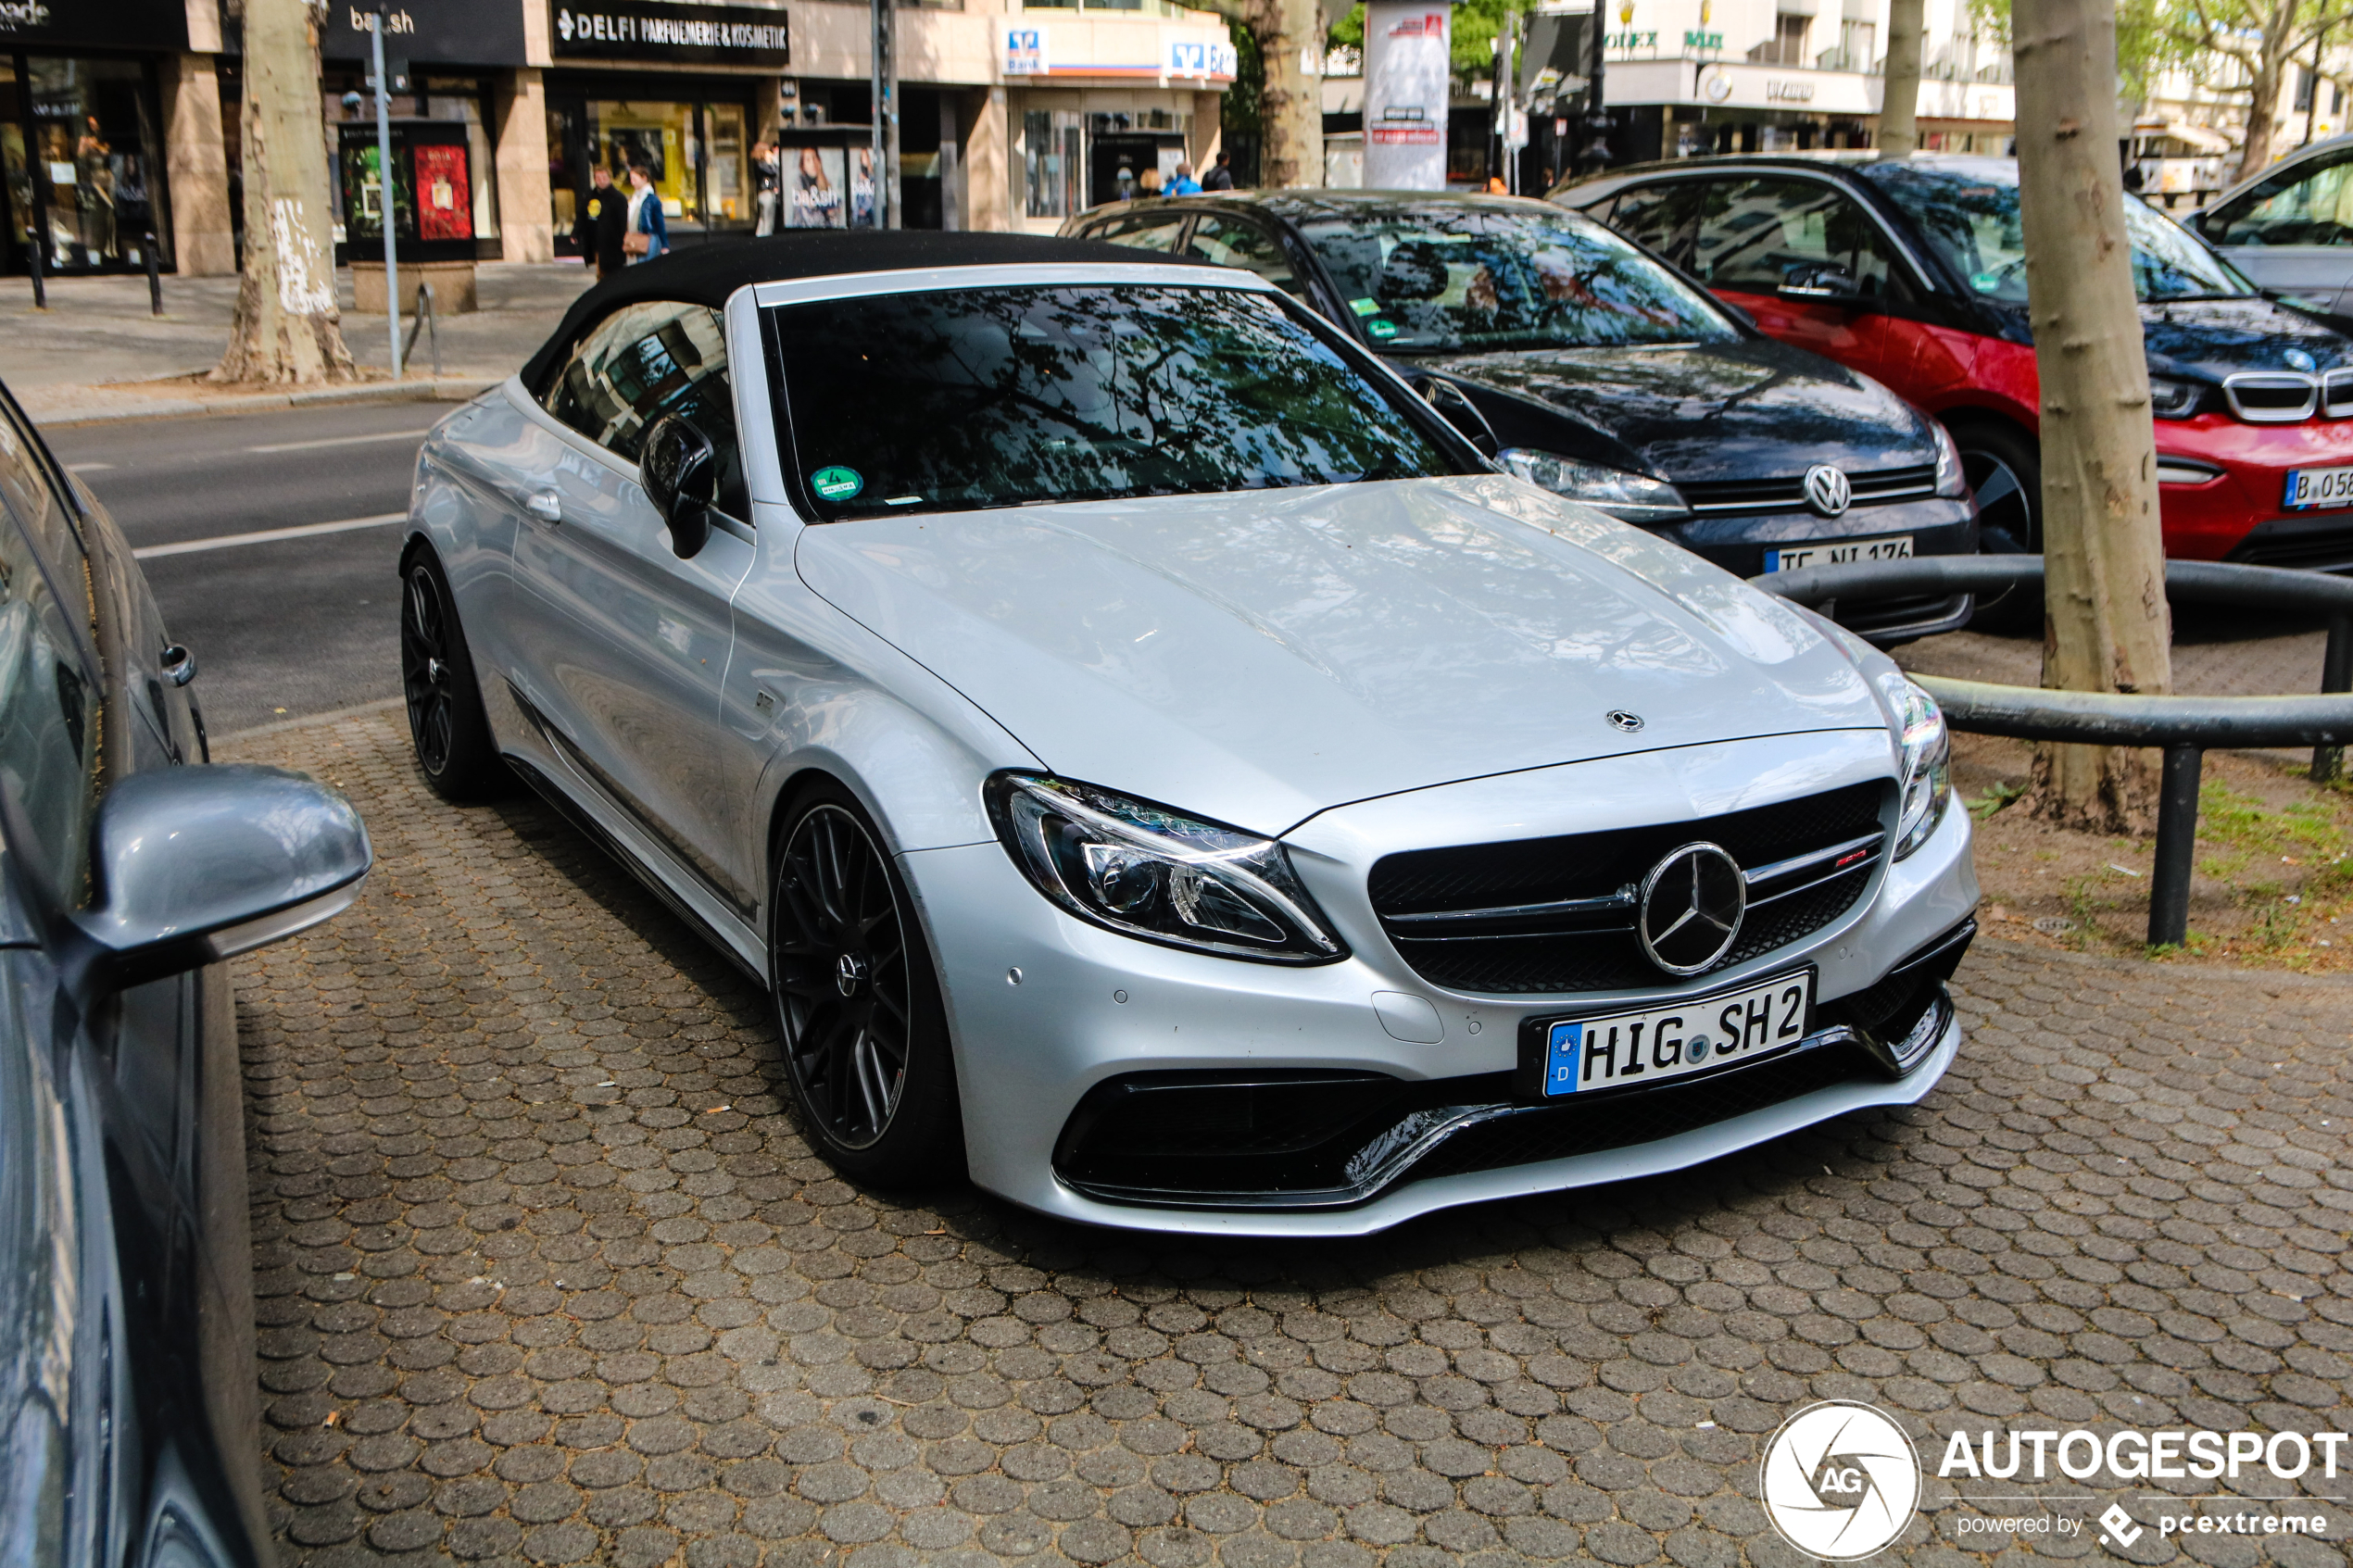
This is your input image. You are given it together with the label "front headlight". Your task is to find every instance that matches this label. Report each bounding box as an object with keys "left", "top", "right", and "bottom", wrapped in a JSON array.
[
  {"left": 1880, "top": 673, "right": 1952, "bottom": 859},
  {"left": 1498, "top": 447, "right": 1689, "bottom": 523},
  {"left": 2147, "top": 375, "right": 2202, "bottom": 419},
  {"left": 985, "top": 773, "right": 1348, "bottom": 963},
  {"left": 1930, "top": 419, "right": 1967, "bottom": 497}
]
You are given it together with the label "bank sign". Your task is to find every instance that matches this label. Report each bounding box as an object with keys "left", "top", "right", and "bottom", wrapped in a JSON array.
[{"left": 552, "top": 1, "right": 790, "bottom": 66}]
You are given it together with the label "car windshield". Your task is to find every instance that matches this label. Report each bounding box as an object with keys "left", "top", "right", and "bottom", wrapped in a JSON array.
[
  {"left": 1859, "top": 161, "right": 2254, "bottom": 304},
  {"left": 1290, "top": 204, "right": 1740, "bottom": 354},
  {"left": 769, "top": 283, "right": 1462, "bottom": 519}
]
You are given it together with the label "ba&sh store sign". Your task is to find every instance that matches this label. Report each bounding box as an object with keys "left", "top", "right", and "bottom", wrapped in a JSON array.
[{"left": 553, "top": 1, "right": 791, "bottom": 66}]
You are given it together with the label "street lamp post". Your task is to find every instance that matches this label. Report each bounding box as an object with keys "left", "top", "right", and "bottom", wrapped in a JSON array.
[
  {"left": 370, "top": 8, "right": 402, "bottom": 379},
  {"left": 870, "top": 0, "right": 898, "bottom": 229},
  {"left": 1580, "top": 0, "right": 1614, "bottom": 172}
]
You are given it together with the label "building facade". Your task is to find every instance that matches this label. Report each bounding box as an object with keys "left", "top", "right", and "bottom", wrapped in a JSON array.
[{"left": 2, "top": 0, "right": 1233, "bottom": 277}]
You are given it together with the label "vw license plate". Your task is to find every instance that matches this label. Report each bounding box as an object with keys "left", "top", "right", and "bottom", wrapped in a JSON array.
[
  {"left": 1765, "top": 535, "right": 1913, "bottom": 572},
  {"left": 2284, "top": 466, "right": 2353, "bottom": 509},
  {"left": 1526, "top": 969, "right": 1814, "bottom": 1099}
]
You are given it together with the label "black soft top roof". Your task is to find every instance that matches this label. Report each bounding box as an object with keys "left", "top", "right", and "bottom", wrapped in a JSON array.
[{"left": 518, "top": 231, "right": 1192, "bottom": 391}]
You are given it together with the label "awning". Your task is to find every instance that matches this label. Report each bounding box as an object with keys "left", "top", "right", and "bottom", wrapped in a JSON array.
[{"left": 2146, "top": 121, "right": 2234, "bottom": 154}]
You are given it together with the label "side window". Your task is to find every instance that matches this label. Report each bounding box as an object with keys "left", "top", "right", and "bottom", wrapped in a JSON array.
[
  {"left": 0, "top": 507, "right": 102, "bottom": 910},
  {"left": 0, "top": 398, "right": 84, "bottom": 573},
  {"left": 1603, "top": 182, "right": 1703, "bottom": 270},
  {"left": 1181, "top": 215, "right": 1302, "bottom": 296},
  {"left": 2207, "top": 151, "right": 2353, "bottom": 246},
  {"left": 1692, "top": 179, "right": 1909, "bottom": 301},
  {"left": 542, "top": 300, "right": 744, "bottom": 509},
  {"left": 1086, "top": 213, "right": 1187, "bottom": 251}
]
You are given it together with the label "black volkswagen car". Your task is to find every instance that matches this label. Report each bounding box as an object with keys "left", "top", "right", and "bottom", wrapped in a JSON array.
[
  {"left": 1063, "top": 189, "right": 1981, "bottom": 643},
  {"left": 0, "top": 377, "right": 371, "bottom": 1567}
]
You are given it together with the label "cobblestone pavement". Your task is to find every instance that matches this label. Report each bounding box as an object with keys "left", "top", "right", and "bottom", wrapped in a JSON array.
[
  {"left": 1896, "top": 623, "right": 2334, "bottom": 704},
  {"left": 220, "top": 708, "right": 2353, "bottom": 1568}
]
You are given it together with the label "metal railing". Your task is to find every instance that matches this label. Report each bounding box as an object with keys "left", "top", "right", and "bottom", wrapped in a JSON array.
[
  {"left": 401, "top": 281, "right": 441, "bottom": 379},
  {"left": 1752, "top": 556, "right": 2353, "bottom": 947}
]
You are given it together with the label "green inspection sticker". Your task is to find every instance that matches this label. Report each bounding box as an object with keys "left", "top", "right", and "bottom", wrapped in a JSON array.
[
  {"left": 1366, "top": 319, "right": 1399, "bottom": 339},
  {"left": 1349, "top": 296, "right": 1383, "bottom": 316},
  {"left": 812, "top": 466, "right": 863, "bottom": 501}
]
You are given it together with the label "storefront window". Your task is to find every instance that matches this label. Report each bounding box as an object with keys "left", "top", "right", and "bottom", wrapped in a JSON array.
[
  {"left": 704, "top": 102, "right": 746, "bottom": 223},
  {"left": 0, "top": 64, "right": 29, "bottom": 257},
  {"left": 591, "top": 99, "right": 702, "bottom": 226},
  {"left": 1024, "top": 109, "right": 1082, "bottom": 219},
  {"left": 424, "top": 82, "right": 500, "bottom": 239},
  {"left": 23, "top": 56, "right": 167, "bottom": 272}
]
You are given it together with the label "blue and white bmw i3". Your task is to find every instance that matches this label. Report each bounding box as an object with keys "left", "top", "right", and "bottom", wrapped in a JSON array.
[{"left": 400, "top": 232, "right": 1979, "bottom": 1236}]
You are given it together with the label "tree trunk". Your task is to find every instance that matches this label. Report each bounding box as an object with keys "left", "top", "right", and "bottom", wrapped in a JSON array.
[
  {"left": 2233, "top": 0, "right": 2304, "bottom": 183},
  {"left": 1878, "top": 0, "right": 1924, "bottom": 157},
  {"left": 2013, "top": 0, "right": 2172, "bottom": 834},
  {"left": 1245, "top": 0, "right": 1325, "bottom": 186},
  {"left": 212, "top": 0, "right": 356, "bottom": 385}
]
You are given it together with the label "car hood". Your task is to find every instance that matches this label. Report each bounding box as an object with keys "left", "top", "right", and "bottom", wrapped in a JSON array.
[
  {"left": 1406, "top": 338, "right": 1933, "bottom": 482},
  {"left": 795, "top": 475, "right": 1890, "bottom": 836},
  {"left": 2136, "top": 295, "right": 2353, "bottom": 379}
]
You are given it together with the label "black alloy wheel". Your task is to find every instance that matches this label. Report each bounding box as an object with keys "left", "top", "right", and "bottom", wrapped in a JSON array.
[
  {"left": 771, "top": 788, "right": 962, "bottom": 1184},
  {"left": 1951, "top": 420, "right": 2045, "bottom": 633},
  {"left": 398, "top": 550, "right": 505, "bottom": 800}
]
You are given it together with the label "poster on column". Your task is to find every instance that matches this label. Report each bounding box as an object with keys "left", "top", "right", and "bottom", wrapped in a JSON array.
[{"left": 1364, "top": 1, "right": 1451, "bottom": 189}]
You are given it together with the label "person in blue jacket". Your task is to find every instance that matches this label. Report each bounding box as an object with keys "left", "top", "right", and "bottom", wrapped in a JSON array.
[{"left": 625, "top": 161, "right": 669, "bottom": 262}]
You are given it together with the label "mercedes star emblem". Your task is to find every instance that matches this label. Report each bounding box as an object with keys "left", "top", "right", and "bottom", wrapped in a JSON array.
[
  {"left": 1802, "top": 464, "right": 1853, "bottom": 518},
  {"left": 835, "top": 951, "right": 869, "bottom": 997},
  {"left": 1637, "top": 842, "right": 1747, "bottom": 975},
  {"left": 1606, "top": 710, "right": 1644, "bottom": 733}
]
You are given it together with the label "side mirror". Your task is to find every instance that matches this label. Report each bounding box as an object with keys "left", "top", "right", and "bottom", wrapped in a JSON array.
[
  {"left": 1780, "top": 262, "right": 1868, "bottom": 305},
  {"left": 1416, "top": 376, "right": 1500, "bottom": 457},
  {"left": 41, "top": 764, "right": 371, "bottom": 998},
  {"left": 641, "top": 413, "right": 719, "bottom": 558}
]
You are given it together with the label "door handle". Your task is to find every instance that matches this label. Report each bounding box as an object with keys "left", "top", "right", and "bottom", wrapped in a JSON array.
[
  {"left": 522, "top": 490, "right": 562, "bottom": 524},
  {"left": 159, "top": 644, "right": 196, "bottom": 687}
]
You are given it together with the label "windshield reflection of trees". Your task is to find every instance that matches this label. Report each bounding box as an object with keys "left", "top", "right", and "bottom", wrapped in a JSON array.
[
  {"left": 1299, "top": 210, "right": 1734, "bottom": 354},
  {"left": 777, "top": 287, "right": 1452, "bottom": 519}
]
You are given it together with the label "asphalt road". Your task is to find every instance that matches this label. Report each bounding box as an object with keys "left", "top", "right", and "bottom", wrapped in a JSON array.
[{"left": 44, "top": 401, "right": 450, "bottom": 736}]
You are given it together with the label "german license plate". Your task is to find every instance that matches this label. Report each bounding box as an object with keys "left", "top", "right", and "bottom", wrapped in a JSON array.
[
  {"left": 2284, "top": 466, "right": 2353, "bottom": 508},
  {"left": 1765, "top": 535, "right": 1913, "bottom": 572},
  {"left": 1525, "top": 969, "right": 1814, "bottom": 1098}
]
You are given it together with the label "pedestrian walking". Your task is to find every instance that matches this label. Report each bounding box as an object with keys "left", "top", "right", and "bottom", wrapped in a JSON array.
[
  {"left": 1139, "top": 167, "right": 1164, "bottom": 198},
  {"left": 1202, "top": 150, "right": 1235, "bottom": 191},
  {"left": 624, "top": 162, "right": 668, "bottom": 263},
  {"left": 574, "top": 165, "right": 627, "bottom": 280},
  {"left": 1168, "top": 160, "right": 1202, "bottom": 195},
  {"left": 753, "top": 140, "right": 781, "bottom": 235}
]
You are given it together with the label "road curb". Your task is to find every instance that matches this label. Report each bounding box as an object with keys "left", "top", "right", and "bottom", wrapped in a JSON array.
[{"left": 31, "top": 375, "right": 502, "bottom": 428}]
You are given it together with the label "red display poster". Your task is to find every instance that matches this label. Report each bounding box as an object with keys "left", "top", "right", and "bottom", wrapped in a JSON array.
[{"left": 413, "top": 144, "right": 473, "bottom": 242}]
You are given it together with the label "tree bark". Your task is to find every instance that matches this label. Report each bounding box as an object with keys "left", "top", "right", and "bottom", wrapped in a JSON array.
[
  {"left": 2013, "top": 0, "right": 2173, "bottom": 834},
  {"left": 1878, "top": 0, "right": 1925, "bottom": 158},
  {"left": 212, "top": 0, "right": 357, "bottom": 385},
  {"left": 1238, "top": 0, "right": 1324, "bottom": 186}
]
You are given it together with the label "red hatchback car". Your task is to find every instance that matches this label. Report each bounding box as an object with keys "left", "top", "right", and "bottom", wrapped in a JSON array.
[{"left": 1555, "top": 154, "right": 2353, "bottom": 571}]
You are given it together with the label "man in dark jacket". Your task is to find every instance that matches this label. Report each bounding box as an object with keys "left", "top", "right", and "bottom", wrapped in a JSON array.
[
  {"left": 573, "top": 165, "right": 626, "bottom": 280},
  {"left": 1202, "top": 150, "right": 1236, "bottom": 191}
]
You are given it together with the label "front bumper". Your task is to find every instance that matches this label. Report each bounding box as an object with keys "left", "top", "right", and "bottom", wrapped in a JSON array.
[
  {"left": 900, "top": 730, "right": 1979, "bottom": 1236},
  {"left": 2158, "top": 413, "right": 2353, "bottom": 564},
  {"left": 1654, "top": 495, "right": 1979, "bottom": 644}
]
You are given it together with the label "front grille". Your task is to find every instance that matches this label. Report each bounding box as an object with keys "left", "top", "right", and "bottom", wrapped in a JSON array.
[
  {"left": 1403, "top": 1047, "right": 1869, "bottom": 1183},
  {"left": 2227, "top": 523, "right": 2353, "bottom": 573},
  {"left": 1370, "top": 782, "right": 1888, "bottom": 994},
  {"left": 1680, "top": 464, "right": 1937, "bottom": 516}
]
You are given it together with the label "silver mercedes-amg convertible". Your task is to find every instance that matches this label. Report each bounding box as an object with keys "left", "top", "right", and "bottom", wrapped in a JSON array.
[{"left": 400, "top": 232, "right": 1979, "bottom": 1236}]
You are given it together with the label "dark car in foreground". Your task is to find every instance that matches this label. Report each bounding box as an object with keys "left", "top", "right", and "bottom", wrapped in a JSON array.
[
  {"left": 0, "top": 380, "right": 371, "bottom": 1566},
  {"left": 1064, "top": 189, "right": 1981, "bottom": 643},
  {"left": 1557, "top": 153, "right": 2353, "bottom": 571}
]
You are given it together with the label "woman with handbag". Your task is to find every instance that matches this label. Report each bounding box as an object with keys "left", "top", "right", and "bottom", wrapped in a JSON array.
[{"left": 623, "top": 162, "right": 669, "bottom": 263}]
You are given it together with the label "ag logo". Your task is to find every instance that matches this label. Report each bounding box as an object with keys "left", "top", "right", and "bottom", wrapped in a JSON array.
[{"left": 1759, "top": 1400, "right": 1920, "bottom": 1560}]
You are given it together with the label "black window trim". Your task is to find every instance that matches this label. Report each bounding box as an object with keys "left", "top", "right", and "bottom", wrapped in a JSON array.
[
  {"left": 1593, "top": 165, "right": 1946, "bottom": 300},
  {"left": 528, "top": 297, "right": 752, "bottom": 524}
]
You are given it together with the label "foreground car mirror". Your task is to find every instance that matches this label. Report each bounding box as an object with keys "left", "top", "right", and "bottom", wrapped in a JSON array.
[
  {"left": 641, "top": 413, "right": 718, "bottom": 558},
  {"left": 52, "top": 765, "right": 371, "bottom": 997},
  {"left": 1779, "top": 262, "right": 1868, "bottom": 305}
]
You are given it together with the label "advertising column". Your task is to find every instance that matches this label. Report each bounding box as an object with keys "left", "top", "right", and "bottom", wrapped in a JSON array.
[{"left": 1363, "top": 2, "right": 1451, "bottom": 189}]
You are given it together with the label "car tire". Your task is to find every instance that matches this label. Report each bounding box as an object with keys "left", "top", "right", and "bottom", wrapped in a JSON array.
[
  {"left": 399, "top": 546, "right": 509, "bottom": 801},
  {"left": 769, "top": 783, "right": 965, "bottom": 1188},
  {"left": 1948, "top": 417, "right": 2043, "bottom": 633}
]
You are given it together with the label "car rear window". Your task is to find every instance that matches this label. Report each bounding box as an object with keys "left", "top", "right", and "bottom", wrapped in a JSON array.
[{"left": 767, "top": 283, "right": 1464, "bottom": 520}]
